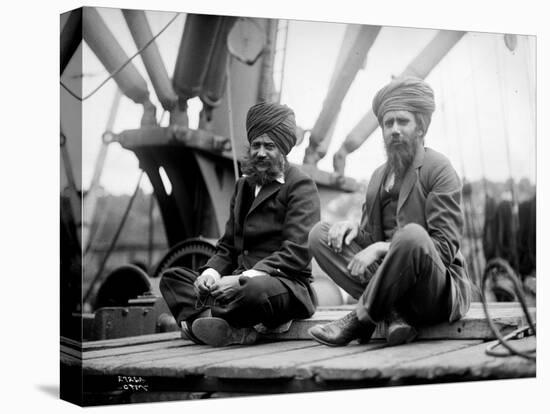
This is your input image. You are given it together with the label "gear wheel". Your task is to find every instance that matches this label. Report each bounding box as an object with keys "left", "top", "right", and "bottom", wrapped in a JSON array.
[
  {"left": 94, "top": 264, "right": 151, "bottom": 310},
  {"left": 153, "top": 238, "right": 216, "bottom": 278}
]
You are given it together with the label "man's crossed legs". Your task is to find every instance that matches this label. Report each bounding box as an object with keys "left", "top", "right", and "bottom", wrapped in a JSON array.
[
  {"left": 160, "top": 269, "right": 301, "bottom": 346},
  {"left": 308, "top": 222, "right": 452, "bottom": 346}
]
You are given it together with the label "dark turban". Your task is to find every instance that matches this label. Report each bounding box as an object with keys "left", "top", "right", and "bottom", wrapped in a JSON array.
[
  {"left": 246, "top": 102, "right": 297, "bottom": 155},
  {"left": 372, "top": 76, "right": 435, "bottom": 134}
]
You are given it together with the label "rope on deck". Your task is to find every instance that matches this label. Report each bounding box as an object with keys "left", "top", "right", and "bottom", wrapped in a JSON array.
[{"left": 480, "top": 257, "right": 536, "bottom": 360}]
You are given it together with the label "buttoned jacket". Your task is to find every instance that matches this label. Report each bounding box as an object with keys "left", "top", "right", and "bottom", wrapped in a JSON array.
[{"left": 204, "top": 164, "right": 321, "bottom": 318}]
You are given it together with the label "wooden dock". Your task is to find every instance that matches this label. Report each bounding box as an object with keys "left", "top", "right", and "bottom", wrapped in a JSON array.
[{"left": 61, "top": 302, "right": 536, "bottom": 406}]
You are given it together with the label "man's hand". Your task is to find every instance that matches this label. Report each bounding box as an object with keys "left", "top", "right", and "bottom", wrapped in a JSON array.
[
  {"left": 347, "top": 242, "right": 390, "bottom": 277},
  {"left": 194, "top": 273, "right": 216, "bottom": 296},
  {"left": 327, "top": 221, "right": 360, "bottom": 253},
  {"left": 210, "top": 275, "right": 241, "bottom": 303}
]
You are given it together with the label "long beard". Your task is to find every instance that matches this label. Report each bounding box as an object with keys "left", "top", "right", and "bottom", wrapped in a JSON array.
[
  {"left": 385, "top": 138, "right": 418, "bottom": 178},
  {"left": 241, "top": 151, "right": 286, "bottom": 186}
]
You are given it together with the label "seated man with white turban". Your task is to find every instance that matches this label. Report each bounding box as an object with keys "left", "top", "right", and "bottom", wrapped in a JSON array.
[
  {"left": 308, "top": 77, "right": 473, "bottom": 347},
  {"left": 160, "top": 102, "right": 321, "bottom": 347}
]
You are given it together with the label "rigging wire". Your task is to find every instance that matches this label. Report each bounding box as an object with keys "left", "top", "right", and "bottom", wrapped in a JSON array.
[
  {"left": 225, "top": 57, "right": 240, "bottom": 182},
  {"left": 467, "top": 35, "right": 489, "bottom": 197},
  {"left": 494, "top": 35, "right": 523, "bottom": 274},
  {"left": 83, "top": 87, "right": 124, "bottom": 255},
  {"left": 84, "top": 196, "right": 111, "bottom": 258},
  {"left": 277, "top": 20, "right": 290, "bottom": 102},
  {"left": 60, "top": 12, "right": 181, "bottom": 102},
  {"left": 465, "top": 34, "right": 489, "bottom": 283},
  {"left": 83, "top": 171, "right": 145, "bottom": 305},
  {"left": 495, "top": 36, "right": 518, "bottom": 207},
  {"left": 147, "top": 191, "right": 155, "bottom": 270},
  {"left": 438, "top": 52, "right": 483, "bottom": 286},
  {"left": 60, "top": 132, "right": 80, "bottom": 200}
]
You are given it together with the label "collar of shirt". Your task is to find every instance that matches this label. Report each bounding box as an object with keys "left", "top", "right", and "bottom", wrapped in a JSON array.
[{"left": 254, "top": 175, "right": 285, "bottom": 197}]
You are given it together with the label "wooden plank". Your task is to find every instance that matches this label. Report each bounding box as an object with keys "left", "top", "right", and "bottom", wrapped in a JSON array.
[
  {"left": 61, "top": 332, "right": 181, "bottom": 353},
  {"left": 204, "top": 341, "right": 386, "bottom": 380},
  {"left": 82, "top": 339, "right": 192, "bottom": 360},
  {"left": 393, "top": 336, "right": 536, "bottom": 380},
  {"left": 61, "top": 344, "right": 82, "bottom": 359},
  {"left": 86, "top": 341, "right": 317, "bottom": 378},
  {"left": 303, "top": 340, "right": 482, "bottom": 381},
  {"left": 81, "top": 332, "right": 181, "bottom": 351},
  {"left": 61, "top": 336, "right": 83, "bottom": 351},
  {"left": 82, "top": 343, "right": 218, "bottom": 375},
  {"left": 265, "top": 305, "right": 535, "bottom": 341},
  {"left": 317, "top": 302, "right": 532, "bottom": 311},
  {"left": 61, "top": 351, "right": 83, "bottom": 367}
]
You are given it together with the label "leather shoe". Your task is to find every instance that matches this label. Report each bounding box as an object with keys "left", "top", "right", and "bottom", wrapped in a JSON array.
[
  {"left": 192, "top": 317, "right": 259, "bottom": 347},
  {"left": 385, "top": 312, "right": 417, "bottom": 346},
  {"left": 181, "top": 321, "right": 205, "bottom": 345},
  {"left": 308, "top": 311, "right": 375, "bottom": 347}
]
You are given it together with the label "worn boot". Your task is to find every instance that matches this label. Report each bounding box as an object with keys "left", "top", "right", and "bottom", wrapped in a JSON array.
[
  {"left": 180, "top": 309, "right": 211, "bottom": 345},
  {"left": 181, "top": 321, "right": 205, "bottom": 345},
  {"left": 385, "top": 311, "right": 417, "bottom": 346},
  {"left": 308, "top": 311, "right": 376, "bottom": 347},
  {"left": 192, "top": 317, "right": 259, "bottom": 347}
]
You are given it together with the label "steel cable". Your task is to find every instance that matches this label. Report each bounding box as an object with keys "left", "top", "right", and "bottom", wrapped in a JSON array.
[
  {"left": 480, "top": 257, "right": 536, "bottom": 360},
  {"left": 83, "top": 171, "right": 145, "bottom": 305}
]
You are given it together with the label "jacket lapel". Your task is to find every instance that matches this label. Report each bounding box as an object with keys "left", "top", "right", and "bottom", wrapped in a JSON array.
[
  {"left": 397, "top": 146, "right": 425, "bottom": 213},
  {"left": 233, "top": 178, "right": 248, "bottom": 223},
  {"left": 247, "top": 179, "right": 282, "bottom": 216},
  {"left": 366, "top": 165, "right": 385, "bottom": 224}
]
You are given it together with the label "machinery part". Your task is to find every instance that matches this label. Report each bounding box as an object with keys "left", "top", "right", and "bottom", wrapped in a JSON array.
[
  {"left": 94, "top": 264, "right": 152, "bottom": 311},
  {"left": 123, "top": 9, "right": 178, "bottom": 112},
  {"left": 60, "top": 9, "right": 82, "bottom": 75},
  {"left": 83, "top": 7, "right": 150, "bottom": 105},
  {"left": 200, "top": 17, "right": 238, "bottom": 109},
  {"left": 304, "top": 25, "right": 381, "bottom": 165},
  {"left": 227, "top": 18, "right": 266, "bottom": 65},
  {"left": 153, "top": 238, "right": 217, "bottom": 278},
  {"left": 173, "top": 14, "right": 223, "bottom": 102},
  {"left": 256, "top": 18, "right": 278, "bottom": 103},
  {"left": 481, "top": 257, "right": 536, "bottom": 360}
]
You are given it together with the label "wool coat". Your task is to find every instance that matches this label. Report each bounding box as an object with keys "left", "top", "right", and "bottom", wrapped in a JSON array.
[
  {"left": 355, "top": 147, "right": 473, "bottom": 322},
  {"left": 204, "top": 164, "right": 321, "bottom": 318}
]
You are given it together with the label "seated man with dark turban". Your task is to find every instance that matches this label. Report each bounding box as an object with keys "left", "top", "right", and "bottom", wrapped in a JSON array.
[
  {"left": 308, "top": 77, "right": 473, "bottom": 347},
  {"left": 160, "top": 102, "right": 321, "bottom": 346}
]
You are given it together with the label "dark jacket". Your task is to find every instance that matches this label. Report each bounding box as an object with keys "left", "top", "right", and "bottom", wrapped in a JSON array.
[
  {"left": 356, "top": 147, "right": 472, "bottom": 322},
  {"left": 204, "top": 164, "right": 321, "bottom": 318}
]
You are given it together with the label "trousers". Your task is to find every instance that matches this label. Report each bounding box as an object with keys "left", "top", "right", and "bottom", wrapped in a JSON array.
[
  {"left": 159, "top": 267, "right": 303, "bottom": 328},
  {"left": 309, "top": 222, "right": 452, "bottom": 326}
]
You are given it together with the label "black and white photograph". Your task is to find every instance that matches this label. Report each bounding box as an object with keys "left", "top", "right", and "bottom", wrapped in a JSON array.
[
  {"left": 4, "top": 0, "right": 546, "bottom": 412},
  {"left": 57, "top": 2, "right": 540, "bottom": 407}
]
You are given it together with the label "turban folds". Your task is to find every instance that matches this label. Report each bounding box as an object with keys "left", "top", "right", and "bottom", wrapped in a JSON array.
[
  {"left": 246, "top": 102, "right": 297, "bottom": 155},
  {"left": 372, "top": 77, "right": 435, "bottom": 133}
]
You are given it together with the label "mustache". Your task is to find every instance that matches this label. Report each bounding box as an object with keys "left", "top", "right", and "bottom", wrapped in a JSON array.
[
  {"left": 248, "top": 154, "right": 275, "bottom": 167},
  {"left": 240, "top": 151, "right": 286, "bottom": 186}
]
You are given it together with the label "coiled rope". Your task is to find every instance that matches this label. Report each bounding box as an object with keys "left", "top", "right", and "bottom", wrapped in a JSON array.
[{"left": 480, "top": 257, "right": 536, "bottom": 360}]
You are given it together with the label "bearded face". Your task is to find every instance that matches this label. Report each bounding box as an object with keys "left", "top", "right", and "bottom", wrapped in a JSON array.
[
  {"left": 241, "top": 134, "right": 286, "bottom": 186},
  {"left": 381, "top": 110, "right": 423, "bottom": 178}
]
